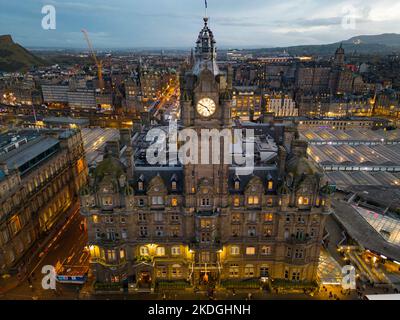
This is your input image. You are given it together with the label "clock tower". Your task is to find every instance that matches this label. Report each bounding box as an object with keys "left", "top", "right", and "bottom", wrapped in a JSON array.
[
  {"left": 181, "top": 17, "right": 232, "bottom": 129},
  {"left": 180, "top": 17, "right": 234, "bottom": 279}
]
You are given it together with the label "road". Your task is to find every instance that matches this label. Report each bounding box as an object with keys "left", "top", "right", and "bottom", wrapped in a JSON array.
[
  {"left": 0, "top": 128, "right": 121, "bottom": 300},
  {"left": 1, "top": 204, "right": 88, "bottom": 300}
]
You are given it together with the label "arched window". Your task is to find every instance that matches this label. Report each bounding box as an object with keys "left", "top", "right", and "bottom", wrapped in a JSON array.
[{"left": 230, "top": 246, "right": 240, "bottom": 255}]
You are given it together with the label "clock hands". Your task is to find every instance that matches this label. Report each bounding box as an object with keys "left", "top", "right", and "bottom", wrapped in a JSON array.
[{"left": 198, "top": 102, "right": 211, "bottom": 113}]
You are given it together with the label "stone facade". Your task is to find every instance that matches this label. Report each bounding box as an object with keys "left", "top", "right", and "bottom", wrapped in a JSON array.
[
  {"left": 0, "top": 129, "right": 88, "bottom": 274},
  {"left": 81, "top": 17, "right": 332, "bottom": 290}
]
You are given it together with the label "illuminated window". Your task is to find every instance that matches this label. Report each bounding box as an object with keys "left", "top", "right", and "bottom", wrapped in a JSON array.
[
  {"left": 246, "top": 247, "right": 256, "bottom": 255},
  {"left": 156, "top": 266, "right": 167, "bottom": 278},
  {"left": 200, "top": 219, "right": 211, "bottom": 229},
  {"left": 156, "top": 246, "right": 165, "bottom": 256},
  {"left": 120, "top": 249, "right": 125, "bottom": 260},
  {"left": 234, "top": 181, "right": 240, "bottom": 190},
  {"left": 140, "top": 246, "right": 149, "bottom": 256},
  {"left": 171, "top": 264, "right": 182, "bottom": 278},
  {"left": 92, "top": 215, "right": 98, "bottom": 223},
  {"left": 171, "top": 181, "right": 177, "bottom": 191},
  {"left": 248, "top": 196, "right": 259, "bottom": 205},
  {"left": 232, "top": 213, "right": 240, "bottom": 223},
  {"left": 231, "top": 246, "right": 240, "bottom": 255},
  {"left": 229, "top": 264, "right": 239, "bottom": 278},
  {"left": 201, "top": 252, "right": 210, "bottom": 262},
  {"left": 261, "top": 246, "right": 271, "bottom": 255},
  {"left": 171, "top": 197, "right": 178, "bottom": 207},
  {"left": 266, "top": 198, "right": 273, "bottom": 206},
  {"left": 233, "top": 197, "right": 240, "bottom": 207},
  {"left": 138, "top": 181, "right": 144, "bottom": 191},
  {"left": 264, "top": 213, "right": 273, "bottom": 222},
  {"left": 267, "top": 181, "right": 273, "bottom": 190},
  {"left": 298, "top": 197, "right": 309, "bottom": 205},
  {"left": 244, "top": 264, "right": 255, "bottom": 277},
  {"left": 107, "top": 249, "right": 117, "bottom": 262},
  {"left": 171, "top": 246, "right": 181, "bottom": 255},
  {"left": 102, "top": 196, "right": 113, "bottom": 206}
]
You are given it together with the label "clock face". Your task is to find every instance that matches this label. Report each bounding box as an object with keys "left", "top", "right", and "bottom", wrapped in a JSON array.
[{"left": 196, "top": 98, "right": 216, "bottom": 117}]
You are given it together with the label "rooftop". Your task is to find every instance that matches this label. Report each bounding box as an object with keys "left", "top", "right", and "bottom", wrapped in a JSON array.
[{"left": 0, "top": 136, "right": 59, "bottom": 174}]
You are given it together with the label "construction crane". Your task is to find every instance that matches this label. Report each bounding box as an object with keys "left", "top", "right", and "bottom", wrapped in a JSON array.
[{"left": 81, "top": 29, "right": 105, "bottom": 92}]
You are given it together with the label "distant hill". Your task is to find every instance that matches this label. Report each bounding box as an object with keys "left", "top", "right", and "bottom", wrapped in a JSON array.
[
  {"left": 0, "top": 35, "right": 45, "bottom": 72},
  {"left": 250, "top": 33, "right": 400, "bottom": 57},
  {"left": 344, "top": 33, "right": 400, "bottom": 46}
]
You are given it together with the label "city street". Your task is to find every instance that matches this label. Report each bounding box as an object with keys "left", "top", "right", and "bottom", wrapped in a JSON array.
[
  {"left": 0, "top": 127, "right": 121, "bottom": 300},
  {"left": 0, "top": 203, "right": 87, "bottom": 300}
]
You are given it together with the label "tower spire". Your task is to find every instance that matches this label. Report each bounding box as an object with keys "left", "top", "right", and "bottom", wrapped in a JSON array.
[{"left": 204, "top": 0, "right": 208, "bottom": 18}]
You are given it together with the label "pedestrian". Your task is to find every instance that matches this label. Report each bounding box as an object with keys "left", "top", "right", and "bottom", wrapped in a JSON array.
[{"left": 248, "top": 292, "right": 252, "bottom": 300}]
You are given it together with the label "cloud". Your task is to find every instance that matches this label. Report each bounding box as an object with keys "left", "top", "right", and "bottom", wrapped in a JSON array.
[{"left": 2, "top": 0, "right": 400, "bottom": 48}]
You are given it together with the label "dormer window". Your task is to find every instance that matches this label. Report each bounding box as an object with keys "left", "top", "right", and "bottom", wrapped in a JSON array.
[
  {"left": 233, "top": 175, "right": 240, "bottom": 190},
  {"left": 102, "top": 196, "right": 113, "bottom": 206},
  {"left": 171, "top": 181, "right": 177, "bottom": 191},
  {"left": 298, "top": 196, "right": 309, "bottom": 205},
  {"left": 267, "top": 180, "right": 273, "bottom": 191},
  {"left": 138, "top": 181, "right": 144, "bottom": 191}
]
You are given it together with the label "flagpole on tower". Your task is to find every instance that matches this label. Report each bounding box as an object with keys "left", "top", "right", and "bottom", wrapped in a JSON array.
[{"left": 204, "top": 0, "right": 208, "bottom": 18}]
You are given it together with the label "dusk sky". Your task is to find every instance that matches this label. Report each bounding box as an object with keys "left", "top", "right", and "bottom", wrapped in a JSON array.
[{"left": 1, "top": 0, "right": 399, "bottom": 49}]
